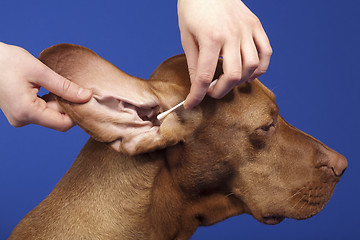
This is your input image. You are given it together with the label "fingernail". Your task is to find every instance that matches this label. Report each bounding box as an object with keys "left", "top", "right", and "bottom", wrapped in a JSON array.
[
  {"left": 183, "top": 101, "right": 194, "bottom": 110},
  {"left": 77, "top": 88, "right": 92, "bottom": 99},
  {"left": 183, "top": 101, "right": 190, "bottom": 110}
]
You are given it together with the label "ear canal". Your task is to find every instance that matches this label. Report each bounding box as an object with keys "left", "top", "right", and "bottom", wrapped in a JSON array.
[{"left": 39, "top": 43, "right": 184, "bottom": 155}]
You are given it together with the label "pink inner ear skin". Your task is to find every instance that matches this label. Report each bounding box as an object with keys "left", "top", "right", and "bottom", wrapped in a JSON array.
[
  {"left": 38, "top": 44, "right": 173, "bottom": 155},
  {"left": 91, "top": 94, "right": 162, "bottom": 155},
  {"left": 93, "top": 94, "right": 160, "bottom": 125}
]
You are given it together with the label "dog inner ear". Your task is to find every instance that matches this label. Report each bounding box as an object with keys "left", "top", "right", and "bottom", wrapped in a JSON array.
[
  {"left": 39, "top": 43, "right": 183, "bottom": 155},
  {"left": 59, "top": 92, "right": 163, "bottom": 155}
]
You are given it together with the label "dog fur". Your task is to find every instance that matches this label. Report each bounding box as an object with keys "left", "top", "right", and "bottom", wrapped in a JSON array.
[{"left": 9, "top": 44, "right": 347, "bottom": 240}]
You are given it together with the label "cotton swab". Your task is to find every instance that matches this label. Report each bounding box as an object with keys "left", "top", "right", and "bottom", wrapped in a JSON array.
[{"left": 157, "top": 79, "right": 218, "bottom": 121}]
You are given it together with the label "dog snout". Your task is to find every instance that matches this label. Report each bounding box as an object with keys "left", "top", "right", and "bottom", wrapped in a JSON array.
[
  {"left": 328, "top": 151, "right": 347, "bottom": 177},
  {"left": 315, "top": 146, "right": 347, "bottom": 179}
]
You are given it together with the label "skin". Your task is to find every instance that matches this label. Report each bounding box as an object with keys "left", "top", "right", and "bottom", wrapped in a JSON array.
[
  {"left": 0, "top": 42, "right": 92, "bottom": 131},
  {"left": 178, "top": 0, "right": 272, "bottom": 109},
  {"left": 1, "top": 0, "right": 271, "bottom": 130},
  {"left": 9, "top": 46, "right": 346, "bottom": 239}
]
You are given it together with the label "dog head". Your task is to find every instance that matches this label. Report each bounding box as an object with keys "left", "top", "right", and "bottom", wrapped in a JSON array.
[{"left": 39, "top": 44, "right": 347, "bottom": 225}]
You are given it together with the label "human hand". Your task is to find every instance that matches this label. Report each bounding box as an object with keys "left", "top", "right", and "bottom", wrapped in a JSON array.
[
  {"left": 177, "top": 0, "right": 272, "bottom": 109},
  {"left": 0, "top": 42, "right": 92, "bottom": 131}
]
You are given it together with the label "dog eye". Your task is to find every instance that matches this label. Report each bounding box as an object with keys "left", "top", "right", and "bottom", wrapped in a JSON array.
[{"left": 260, "top": 122, "right": 275, "bottom": 132}]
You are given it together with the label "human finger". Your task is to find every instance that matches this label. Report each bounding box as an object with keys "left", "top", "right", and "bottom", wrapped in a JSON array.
[
  {"left": 184, "top": 42, "right": 221, "bottom": 109},
  {"left": 41, "top": 93, "right": 67, "bottom": 114},
  {"left": 34, "top": 64, "right": 92, "bottom": 103},
  {"left": 180, "top": 32, "right": 199, "bottom": 83},
  {"left": 207, "top": 40, "right": 242, "bottom": 99},
  {"left": 240, "top": 37, "right": 260, "bottom": 82},
  {"left": 28, "top": 97, "right": 75, "bottom": 132},
  {"left": 249, "top": 29, "right": 272, "bottom": 81}
]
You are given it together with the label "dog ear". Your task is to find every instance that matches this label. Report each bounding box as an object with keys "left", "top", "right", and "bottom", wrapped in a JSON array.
[
  {"left": 255, "top": 80, "right": 275, "bottom": 102},
  {"left": 39, "top": 44, "right": 197, "bottom": 155}
]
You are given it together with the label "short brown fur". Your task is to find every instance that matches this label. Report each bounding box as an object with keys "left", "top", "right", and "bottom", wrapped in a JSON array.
[{"left": 9, "top": 44, "right": 347, "bottom": 240}]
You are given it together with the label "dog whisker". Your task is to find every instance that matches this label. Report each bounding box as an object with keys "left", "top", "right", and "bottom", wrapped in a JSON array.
[
  {"left": 298, "top": 198, "right": 308, "bottom": 211},
  {"left": 292, "top": 194, "right": 306, "bottom": 210},
  {"left": 285, "top": 186, "right": 305, "bottom": 202}
]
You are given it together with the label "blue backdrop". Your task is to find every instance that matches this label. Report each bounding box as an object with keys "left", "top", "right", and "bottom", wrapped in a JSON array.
[{"left": 1, "top": 0, "right": 359, "bottom": 239}]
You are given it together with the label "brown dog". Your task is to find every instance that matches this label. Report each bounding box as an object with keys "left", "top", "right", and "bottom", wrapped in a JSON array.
[{"left": 9, "top": 44, "right": 347, "bottom": 240}]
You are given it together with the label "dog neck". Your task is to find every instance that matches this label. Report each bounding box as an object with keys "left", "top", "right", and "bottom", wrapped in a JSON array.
[
  {"left": 60, "top": 138, "right": 245, "bottom": 240},
  {"left": 50, "top": 138, "right": 158, "bottom": 239}
]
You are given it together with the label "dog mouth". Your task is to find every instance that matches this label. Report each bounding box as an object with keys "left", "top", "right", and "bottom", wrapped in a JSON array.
[{"left": 261, "top": 215, "right": 286, "bottom": 225}]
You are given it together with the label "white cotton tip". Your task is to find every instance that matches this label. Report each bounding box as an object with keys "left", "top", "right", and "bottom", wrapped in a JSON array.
[
  {"left": 156, "top": 79, "right": 218, "bottom": 121},
  {"left": 157, "top": 100, "right": 185, "bottom": 121}
]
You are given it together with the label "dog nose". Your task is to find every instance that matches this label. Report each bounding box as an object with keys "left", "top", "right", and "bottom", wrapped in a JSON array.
[{"left": 328, "top": 151, "right": 348, "bottom": 177}]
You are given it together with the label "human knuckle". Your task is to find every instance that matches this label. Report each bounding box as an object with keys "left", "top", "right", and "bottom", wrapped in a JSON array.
[
  {"left": 264, "top": 46, "right": 273, "bottom": 56},
  {"left": 197, "top": 72, "right": 213, "bottom": 83},
  {"left": 253, "top": 67, "right": 268, "bottom": 77},
  {"left": 245, "top": 60, "right": 260, "bottom": 71},
  {"left": 188, "top": 66, "right": 196, "bottom": 74},
  {"left": 249, "top": 15, "right": 261, "bottom": 27},
  {"left": 244, "top": 14, "right": 261, "bottom": 27},
  {"left": 227, "top": 71, "right": 242, "bottom": 83},
  {"left": 258, "top": 68, "right": 268, "bottom": 75},
  {"left": 187, "top": 67, "right": 196, "bottom": 79},
  {"left": 206, "top": 31, "right": 224, "bottom": 45},
  {"left": 11, "top": 108, "right": 29, "bottom": 127},
  {"left": 227, "top": 70, "right": 242, "bottom": 81},
  {"left": 61, "top": 79, "right": 72, "bottom": 93},
  {"left": 30, "top": 63, "right": 48, "bottom": 80},
  {"left": 58, "top": 124, "right": 71, "bottom": 132}
]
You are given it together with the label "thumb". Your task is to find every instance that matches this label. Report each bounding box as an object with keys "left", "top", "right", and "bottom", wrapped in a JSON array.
[{"left": 35, "top": 64, "right": 92, "bottom": 103}]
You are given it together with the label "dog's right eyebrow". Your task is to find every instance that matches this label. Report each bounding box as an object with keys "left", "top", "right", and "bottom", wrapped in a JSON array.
[{"left": 157, "top": 79, "right": 218, "bottom": 121}]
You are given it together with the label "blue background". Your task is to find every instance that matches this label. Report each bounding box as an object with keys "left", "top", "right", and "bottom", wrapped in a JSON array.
[{"left": 0, "top": 0, "right": 359, "bottom": 239}]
